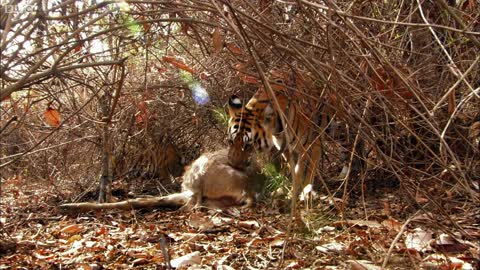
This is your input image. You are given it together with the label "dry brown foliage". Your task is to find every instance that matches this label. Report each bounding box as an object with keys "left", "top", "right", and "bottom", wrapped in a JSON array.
[{"left": 1, "top": 0, "right": 479, "bottom": 267}]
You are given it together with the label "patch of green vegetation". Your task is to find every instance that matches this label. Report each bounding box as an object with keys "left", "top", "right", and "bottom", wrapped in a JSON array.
[
  {"left": 211, "top": 107, "right": 229, "bottom": 127},
  {"left": 126, "top": 19, "right": 142, "bottom": 37},
  {"left": 179, "top": 70, "right": 194, "bottom": 86},
  {"left": 262, "top": 162, "right": 289, "bottom": 194}
]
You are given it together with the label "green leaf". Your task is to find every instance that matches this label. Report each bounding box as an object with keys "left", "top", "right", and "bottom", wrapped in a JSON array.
[{"left": 212, "top": 107, "right": 229, "bottom": 127}]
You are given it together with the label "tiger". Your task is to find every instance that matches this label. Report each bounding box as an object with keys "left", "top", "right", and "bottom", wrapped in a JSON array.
[
  {"left": 226, "top": 72, "right": 325, "bottom": 212},
  {"left": 114, "top": 139, "right": 201, "bottom": 183}
]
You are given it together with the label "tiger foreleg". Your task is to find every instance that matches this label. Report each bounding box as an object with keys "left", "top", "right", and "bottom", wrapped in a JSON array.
[{"left": 289, "top": 151, "right": 309, "bottom": 223}]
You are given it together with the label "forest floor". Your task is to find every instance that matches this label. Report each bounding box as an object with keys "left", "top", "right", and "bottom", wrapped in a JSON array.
[{"left": 0, "top": 176, "right": 479, "bottom": 269}]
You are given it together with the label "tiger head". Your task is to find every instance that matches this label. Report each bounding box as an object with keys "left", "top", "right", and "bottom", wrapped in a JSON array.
[{"left": 227, "top": 95, "right": 275, "bottom": 170}]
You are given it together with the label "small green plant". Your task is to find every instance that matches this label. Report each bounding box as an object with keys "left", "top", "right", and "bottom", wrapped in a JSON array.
[
  {"left": 262, "top": 162, "right": 289, "bottom": 194},
  {"left": 211, "top": 107, "right": 229, "bottom": 127}
]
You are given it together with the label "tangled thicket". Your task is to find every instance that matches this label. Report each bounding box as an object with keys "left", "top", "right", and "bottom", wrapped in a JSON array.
[{"left": 1, "top": 1, "right": 479, "bottom": 208}]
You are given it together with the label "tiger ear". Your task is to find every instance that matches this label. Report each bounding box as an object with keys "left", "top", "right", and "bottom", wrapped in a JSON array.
[{"left": 228, "top": 95, "right": 243, "bottom": 117}]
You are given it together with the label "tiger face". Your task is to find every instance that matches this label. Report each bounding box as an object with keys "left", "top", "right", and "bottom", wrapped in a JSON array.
[{"left": 227, "top": 95, "right": 275, "bottom": 169}]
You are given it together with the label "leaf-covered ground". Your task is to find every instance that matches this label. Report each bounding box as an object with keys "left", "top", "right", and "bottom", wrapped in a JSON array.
[{"left": 1, "top": 178, "right": 479, "bottom": 269}]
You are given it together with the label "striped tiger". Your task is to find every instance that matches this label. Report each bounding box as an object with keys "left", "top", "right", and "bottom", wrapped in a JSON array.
[{"left": 227, "top": 72, "right": 326, "bottom": 210}]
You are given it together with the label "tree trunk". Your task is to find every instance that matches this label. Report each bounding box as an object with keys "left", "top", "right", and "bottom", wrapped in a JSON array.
[{"left": 98, "top": 93, "right": 113, "bottom": 203}]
